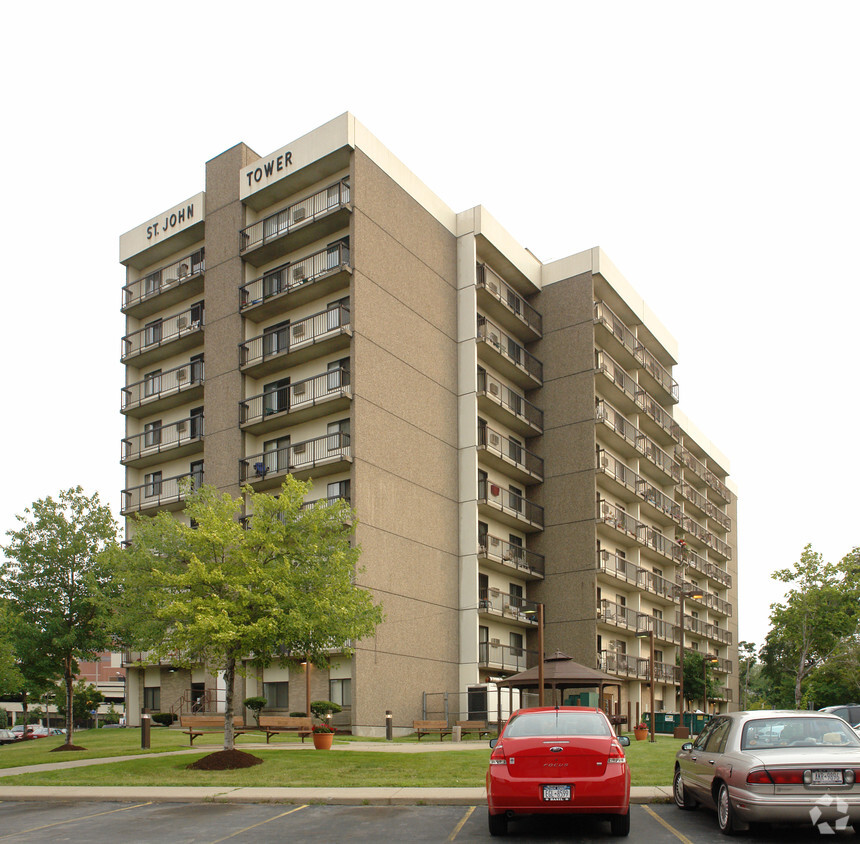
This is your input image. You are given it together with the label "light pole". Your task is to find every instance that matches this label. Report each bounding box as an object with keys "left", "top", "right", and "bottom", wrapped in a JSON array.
[
  {"left": 523, "top": 602, "right": 545, "bottom": 706},
  {"left": 636, "top": 628, "right": 656, "bottom": 743},
  {"left": 675, "top": 535, "right": 703, "bottom": 738},
  {"left": 703, "top": 655, "right": 719, "bottom": 715}
]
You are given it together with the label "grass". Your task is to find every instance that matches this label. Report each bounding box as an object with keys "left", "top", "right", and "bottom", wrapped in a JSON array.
[{"left": 0, "top": 728, "right": 683, "bottom": 788}]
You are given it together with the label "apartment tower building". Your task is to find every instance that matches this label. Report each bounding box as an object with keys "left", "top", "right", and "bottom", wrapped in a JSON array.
[{"left": 119, "top": 114, "right": 738, "bottom": 734}]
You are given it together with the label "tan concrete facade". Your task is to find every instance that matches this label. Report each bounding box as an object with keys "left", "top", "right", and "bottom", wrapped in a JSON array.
[{"left": 119, "top": 114, "right": 738, "bottom": 735}]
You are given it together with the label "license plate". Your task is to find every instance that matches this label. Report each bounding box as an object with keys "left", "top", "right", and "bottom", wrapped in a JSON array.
[
  {"left": 811, "top": 770, "right": 844, "bottom": 785},
  {"left": 542, "top": 784, "right": 572, "bottom": 801}
]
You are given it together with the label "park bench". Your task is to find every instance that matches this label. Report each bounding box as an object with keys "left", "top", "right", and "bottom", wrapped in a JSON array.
[
  {"left": 456, "top": 720, "right": 492, "bottom": 738},
  {"left": 257, "top": 715, "right": 313, "bottom": 743},
  {"left": 180, "top": 715, "right": 245, "bottom": 746},
  {"left": 413, "top": 720, "right": 451, "bottom": 741}
]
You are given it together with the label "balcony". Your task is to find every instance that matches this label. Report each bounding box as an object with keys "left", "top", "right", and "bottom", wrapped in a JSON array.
[
  {"left": 240, "top": 432, "right": 352, "bottom": 489},
  {"left": 240, "top": 369, "right": 351, "bottom": 435},
  {"left": 478, "top": 425, "right": 543, "bottom": 484},
  {"left": 122, "top": 249, "right": 204, "bottom": 318},
  {"left": 122, "top": 468, "right": 202, "bottom": 515},
  {"left": 635, "top": 389, "right": 680, "bottom": 444},
  {"left": 598, "top": 599, "right": 679, "bottom": 645},
  {"left": 596, "top": 449, "right": 681, "bottom": 528},
  {"left": 122, "top": 306, "right": 203, "bottom": 366},
  {"left": 476, "top": 263, "right": 542, "bottom": 340},
  {"left": 598, "top": 650, "right": 680, "bottom": 684},
  {"left": 240, "top": 241, "right": 351, "bottom": 321},
  {"left": 479, "top": 535, "right": 544, "bottom": 579},
  {"left": 479, "top": 640, "right": 534, "bottom": 674},
  {"left": 636, "top": 344, "right": 679, "bottom": 405},
  {"left": 122, "top": 360, "right": 203, "bottom": 417},
  {"left": 593, "top": 301, "right": 640, "bottom": 368},
  {"left": 478, "top": 478, "right": 543, "bottom": 532},
  {"left": 477, "top": 370, "right": 543, "bottom": 437},
  {"left": 595, "top": 349, "right": 639, "bottom": 413},
  {"left": 679, "top": 613, "right": 733, "bottom": 646},
  {"left": 478, "top": 589, "right": 541, "bottom": 628},
  {"left": 676, "top": 447, "right": 730, "bottom": 503},
  {"left": 682, "top": 548, "right": 732, "bottom": 590},
  {"left": 596, "top": 499, "right": 679, "bottom": 565},
  {"left": 239, "top": 179, "right": 351, "bottom": 267},
  {"left": 477, "top": 316, "right": 543, "bottom": 388},
  {"left": 681, "top": 514, "right": 732, "bottom": 561},
  {"left": 597, "top": 550, "right": 676, "bottom": 605},
  {"left": 239, "top": 304, "right": 351, "bottom": 377},
  {"left": 122, "top": 415, "right": 203, "bottom": 468}
]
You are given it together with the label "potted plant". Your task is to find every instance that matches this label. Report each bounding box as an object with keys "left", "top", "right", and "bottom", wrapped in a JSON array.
[
  {"left": 312, "top": 721, "right": 336, "bottom": 750},
  {"left": 633, "top": 722, "right": 649, "bottom": 741}
]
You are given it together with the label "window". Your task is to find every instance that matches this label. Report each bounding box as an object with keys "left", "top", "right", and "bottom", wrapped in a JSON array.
[
  {"left": 190, "top": 461, "right": 204, "bottom": 490},
  {"left": 263, "top": 321, "right": 289, "bottom": 357},
  {"left": 264, "top": 378, "right": 290, "bottom": 415},
  {"left": 144, "top": 370, "right": 162, "bottom": 397},
  {"left": 327, "top": 480, "right": 350, "bottom": 502},
  {"left": 144, "top": 472, "right": 162, "bottom": 498},
  {"left": 190, "top": 354, "right": 204, "bottom": 383},
  {"left": 190, "top": 248, "right": 204, "bottom": 275},
  {"left": 508, "top": 534, "right": 523, "bottom": 564},
  {"left": 509, "top": 583, "right": 523, "bottom": 610},
  {"left": 327, "top": 419, "right": 350, "bottom": 452},
  {"left": 327, "top": 358, "right": 349, "bottom": 391},
  {"left": 510, "top": 632, "right": 523, "bottom": 656},
  {"left": 508, "top": 484, "right": 523, "bottom": 513},
  {"left": 508, "top": 435, "right": 523, "bottom": 465},
  {"left": 144, "top": 421, "right": 162, "bottom": 448},
  {"left": 327, "top": 297, "right": 349, "bottom": 331},
  {"left": 478, "top": 521, "right": 488, "bottom": 550},
  {"left": 264, "top": 437, "right": 290, "bottom": 473},
  {"left": 330, "top": 678, "right": 352, "bottom": 708},
  {"left": 263, "top": 268, "right": 284, "bottom": 299},
  {"left": 143, "top": 271, "right": 161, "bottom": 297},
  {"left": 263, "top": 682, "right": 289, "bottom": 709},
  {"left": 190, "top": 407, "right": 204, "bottom": 439},
  {"left": 190, "top": 301, "right": 204, "bottom": 326},
  {"left": 143, "top": 687, "right": 160, "bottom": 711},
  {"left": 704, "top": 718, "right": 731, "bottom": 754},
  {"left": 144, "top": 319, "right": 163, "bottom": 347},
  {"left": 652, "top": 608, "right": 663, "bottom": 620},
  {"left": 327, "top": 237, "right": 348, "bottom": 270}
]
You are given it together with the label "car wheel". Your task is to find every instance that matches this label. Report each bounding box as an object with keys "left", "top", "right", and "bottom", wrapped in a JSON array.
[
  {"left": 488, "top": 810, "right": 508, "bottom": 837},
  {"left": 717, "top": 782, "right": 744, "bottom": 836},
  {"left": 673, "top": 767, "right": 696, "bottom": 810},
  {"left": 610, "top": 809, "right": 631, "bottom": 837}
]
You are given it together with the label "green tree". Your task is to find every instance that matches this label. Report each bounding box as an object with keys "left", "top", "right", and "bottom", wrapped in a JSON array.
[
  {"left": 681, "top": 651, "right": 717, "bottom": 709},
  {"left": 738, "top": 640, "right": 758, "bottom": 710},
  {"left": 56, "top": 680, "right": 104, "bottom": 727},
  {"left": 0, "top": 602, "right": 24, "bottom": 697},
  {"left": 763, "top": 545, "right": 860, "bottom": 708},
  {"left": 114, "top": 478, "right": 383, "bottom": 756},
  {"left": 807, "top": 638, "right": 860, "bottom": 708},
  {"left": 1, "top": 488, "right": 119, "bottom": 745}
]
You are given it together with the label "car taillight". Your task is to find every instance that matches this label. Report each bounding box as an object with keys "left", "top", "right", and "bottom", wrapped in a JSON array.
[
  {"left": 607, "top": 742, "right": 626, "bottom": 764},
  {"left": 489, "top": 743, "right": 507, "bottom": 765},
  {"left": 747, "top": 769, "right": 805, "bottom": 784}
]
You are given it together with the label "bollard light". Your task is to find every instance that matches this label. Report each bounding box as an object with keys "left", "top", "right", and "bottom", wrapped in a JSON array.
[{"left": 386, "top": 710, "right": 393, "bottom": 741}]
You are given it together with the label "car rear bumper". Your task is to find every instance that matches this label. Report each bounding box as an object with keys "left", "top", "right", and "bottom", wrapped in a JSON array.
[
  {"left": 731, "top": 785, "right": 860, "bottom": 825},
  {"left": 488, "top": 769, "right": 629, "bottom": 815}
]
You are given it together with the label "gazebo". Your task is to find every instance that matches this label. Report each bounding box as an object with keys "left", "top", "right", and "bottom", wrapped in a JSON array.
[{"left": 495, "top": 650, "right": 625, "bottom": 726}]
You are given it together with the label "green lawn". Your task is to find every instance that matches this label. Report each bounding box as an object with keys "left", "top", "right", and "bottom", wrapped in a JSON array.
[{"left": 0, "top": 729, "right": 682, "bottom": 788}]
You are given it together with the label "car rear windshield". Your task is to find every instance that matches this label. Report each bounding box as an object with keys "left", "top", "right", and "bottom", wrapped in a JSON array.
[
  {"left": 504, "top": 711, "right": 611, "bottom": 738},
  {"left": 741, "top": 717, "right": 859, "bottom": 750}
]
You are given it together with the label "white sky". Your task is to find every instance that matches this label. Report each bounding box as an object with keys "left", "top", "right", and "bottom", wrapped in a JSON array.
[{"left": 2, "top": 1, "right": 858, "bottom": 651}]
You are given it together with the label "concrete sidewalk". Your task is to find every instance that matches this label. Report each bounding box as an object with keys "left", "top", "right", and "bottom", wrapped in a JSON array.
[{"left": 0, "top": 740, "right": 674, "bottom": 806}]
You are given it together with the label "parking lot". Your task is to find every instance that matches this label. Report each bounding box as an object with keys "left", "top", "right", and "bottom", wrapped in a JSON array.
[{"left": 0, "top": 800, "right": 858, "bottom": 843}]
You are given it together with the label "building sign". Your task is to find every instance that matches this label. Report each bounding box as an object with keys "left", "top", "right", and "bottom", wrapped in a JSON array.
[
  {"left": 244, "top": 151, "right": 293, "bottom": 189},
  {"left": 145, "top": 203, "right": 198, "bottom": 241},
  {"left": 120, "top": 192, "right": 205, "bottom": 264}
]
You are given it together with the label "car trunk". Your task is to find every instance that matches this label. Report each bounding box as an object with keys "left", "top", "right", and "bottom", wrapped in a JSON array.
[{"left": 500, "top": 735, "right": 612, "bottom": 779}]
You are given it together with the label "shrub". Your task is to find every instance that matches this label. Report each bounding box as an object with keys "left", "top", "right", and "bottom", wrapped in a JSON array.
[
  {"left": 243, "top": 696, "right": 268, "bottom": 726},
  {"left": 151, "top": 712, "right": 176, "bottom": 727},
  {"left": 310, "top": 700, "right": 342, "bottom": 719},
  {"left": 290, "top": 711, "right": 307, "bottom": 718}
]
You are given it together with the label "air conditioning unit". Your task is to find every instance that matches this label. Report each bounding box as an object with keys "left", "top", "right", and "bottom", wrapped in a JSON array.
[
  {"left": 177, "top": 316, "right": 188, "bottom": 329},
  {"left": 490, "top": 638, "right": 500, "bottom": 646},
  {"left": 293, "top": 382, "right": 306, "bottom": 396},
  {"left": 293, "top": 266, "right": 306, "bottom": 281},
  {"left": 489, "top": 332, "right": 500, "bottom": 346},
  {"left": 489, "top": 433, "right": 500, "bottom": 447},
  {"left": 177, "top": 370, "right": 187, "bottom": 382},
  {"left": 488, "top": 281, "right": 499, "bottom": 295},
  {"left": 292, "top": 324, "right": 305, "bottom": 338},
  {"left": 488, "top": 382, "right": 499, "bottom": 396},
  {"left": 489, "top": 536, "right": 500, "bottom": 546},
  {"left": 293, "top": 443, "right": 305, "bottom": 454},
  {"left": 292, "top": 207, "right": 307, "bottom": 223},
  {"left": 176, "top": 421, "right": 187, "bottom": 433},
  {"left": 178, "top": 263, "right": 189, "bottom": 278}
]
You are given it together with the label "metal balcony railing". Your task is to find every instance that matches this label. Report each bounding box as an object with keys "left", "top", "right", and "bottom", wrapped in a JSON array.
[
  {"left": 478, "top": 589, "right": 540, "bottom": 624},
  {"left": 477, "top": 370, "right": 543, "bottom": 432},
  {"left": 240, "top": 241, "right": 350, "bottom": 310},
  {"left": 122, "top": 468, "right": 203, "bottom": 514},
  {"left": 479, "top": 535, "right": 545, "bottom": 578},
  {"left": 596, "top": 551, "right": 677, "bottom": 603},
  {"left": 478, "top": 641, "right": 534, "bottom": 673},
  {"left": 595, "top": 349, "right": 638, "bottom": 403},
  {"left": 240, "top": 304, "right": 350, "bottom": 369},
  {"left": 599, "top": 650, "right": 648, "bottom": 679},
  {"left": 637, "top": 344, "right": 679, "bottom": 402},
  {"left": 122, "top": 415, "right": 203, "bottom": 463},
  {"left": 635, "top": 389, "right": 680, "bottom": 441},
  {"left": 476, "top": 263, "right": 542, "bottom": 337},
  {"left": 478, "top": 425, "right": 543, "bottom": 480},
  {"left": 477, "top": 316, "right": 543, "bottom": 384},
  {"left": 597, "top": 499, "right": 678, "bottom": 563},
  {"left": 240, "top": 179, "right": 350, "bottom": 253},
  {"left": 122, "top": 305, "right": 203, "bottom": 361},
  {"left": 122, "top": 249, "right": 204, "bottom": 312},
  {"left": 239, "top": 432, "right": 351, "bottom": 483},
  {"left": 240, "top": 369, "right": 351, "bottom": 426},
  {"left": 478, "top": 478, "right": 544, "bottom": 528},
  {"left": 122, "top": 360, "right": 204, "bottom": 412},
  {"left": 636, "top": 477, "right": 682, "bottom": 523},
  {"left": 676, "top": 448, "right": 730, "bottom": 502},
  {"left": 594, "top": 300, "right": 639, "bottom": 359}
]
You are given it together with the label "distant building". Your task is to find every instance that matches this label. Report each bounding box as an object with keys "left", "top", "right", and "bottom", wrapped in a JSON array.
[{"left": 119, "top": 114, "right": 737, "bottom": 735}]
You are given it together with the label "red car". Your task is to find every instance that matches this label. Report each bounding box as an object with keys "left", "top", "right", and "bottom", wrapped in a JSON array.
[{"left": 486, "top": 706, "right": 631, "bottom": 837}]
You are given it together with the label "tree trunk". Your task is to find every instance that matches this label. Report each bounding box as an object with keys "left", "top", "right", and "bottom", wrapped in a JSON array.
[
  {"left": 65, "top": 656, "right": 74, "bottom": 743},
  {"left": 223, "top": 656, "right": 236, "bottom": 751}
]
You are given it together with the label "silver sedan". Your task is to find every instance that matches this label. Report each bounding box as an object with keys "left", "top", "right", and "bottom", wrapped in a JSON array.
[{"left": 673, "top": 710, "right": 860, "bottom": 835}]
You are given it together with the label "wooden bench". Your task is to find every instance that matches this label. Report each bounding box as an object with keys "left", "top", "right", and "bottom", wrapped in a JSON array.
[
  {"left": 257, "top": 715, "right": 313, "bottom": 743},
  {"left": 414, "top": 720, "right": 451, "bottom": 741},
  {"left": 456, "top": 720, "right": 492, "bottom": 738},
  {"left": 180, "top": 715, "right": 245, "bottom": 746}
]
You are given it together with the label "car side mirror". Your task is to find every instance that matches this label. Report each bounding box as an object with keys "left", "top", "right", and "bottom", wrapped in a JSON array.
[
  {"left": 617, "top": 735, "right": 630, "bottom": 746},
  {"left": 681, "top": 742, "right": 693, "bottom": 751},
  {"left": 489, "top": 738, "right": 498, "bottom": 748}
]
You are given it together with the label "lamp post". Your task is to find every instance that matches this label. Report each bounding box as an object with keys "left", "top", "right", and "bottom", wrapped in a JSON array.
[
  {"left": 703, "top": 655, "right": 719, "bottom": 716},
  {"left": 523, "top": 602, "right": 545, "bottom": 705},
  {"left": 636, "top": 628, "right": 656, "bottom": 743},
  {"left": 301, "top": 658, "right": 311, "bottom": 717},
  {"left": 675, "top": 535, "right": 703, "bottom": 739}
]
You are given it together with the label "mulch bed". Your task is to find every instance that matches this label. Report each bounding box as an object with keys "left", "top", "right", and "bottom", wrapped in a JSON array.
[
  {"left": 50, "top": 744, "right": 86, "bottom": 752},
  {"left": 187, "top": 749, "right": 263, "bottom": 770}
]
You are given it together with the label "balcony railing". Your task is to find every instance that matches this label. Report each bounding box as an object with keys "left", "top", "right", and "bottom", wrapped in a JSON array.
[
  {"left": 477, "top": 370, "right": 543, "bottom": 433},
  {"left": 477, "top": 316, "right": 543, "bottom": 385},
  {"left": 122, "top": 305, "right": 203, "bottom": 362},
  {"left": 676, "top": 448, "right": 730, "bottom": 502},
  {"left": 240, "top": 179, "right": 350, "bottom": 253},
  {"left": 599, "top": 650, "right": 648, "bottom": 679},
  {"left": 681, "top": 514, "right": 732, "bottom": 561},
  {"left": 478, "top": 589, "right": 540, "bottom": 625},
  {"left": 478, "top": 640, "right": 534, "bottom": 673},
  {"left": 595, "top": 349, "right": 638, "bottom": 404},
  {"left": 478, "top": 478, "right": 544, "bottom": 529},
  {"left": 122, "top": 360, "right": 203, "bottom": 413},
  {"left": 597, "top": 550, "right": 677, "bottom": 603},
  {"left": 637, "top": 477, "right": 682, "bottom": 524},
  {"left": 122, "top": 416, "right": 203, "bottom": 464},
  {"left": 479, "top": 535, "right": 545, "bottom": 578},
  {"left": 240, "top": 304, "right": 350, "bottom": 370},
  {"left": 637, "top": 344, "right": 679, "bottom": 402},
  {"left": 597, "top": 499, "right": 678, "bottom": 563},
  {"left": 122, "top": 469, "right": 203, "bottom": 514},
  {"left": 240, "top": 369, "right": 351, "bottom": 427},
  {"left": 122, "top": 249, "right": 204, "bottom": 313},
  {"left": 594, "top": 301, "right": 639, "bottom": 359},
  {"left": 240, "top": 241, "right": 350, "bottom": 311},
  {"left": 635, "top": 389, "right": 680, "bottom": 441},
  {"left": 239, "top": 432, "right": 351, "bottom": 484},
  {"left": 476, "top": 263, "right": 542, "bottom": 337},
  {"left": 478, "top": 425, "right": 543, "bottom": 481},
  {"left": 679, "top": 613, "right": 733, "bottom": 646},
  {"left": 598, "top": 599, "right": 679, "bottom": 644}
]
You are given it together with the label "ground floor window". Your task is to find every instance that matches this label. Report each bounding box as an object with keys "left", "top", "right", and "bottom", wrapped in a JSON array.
[
  {"left": 143, "top": 686, "right": 160, "bottom": 711},
  {"left": 329, "top": 678, "right": 352, "bottom": 708},
  {"left": 263, "top": 681, "right": 289, "bottom": 709}
]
